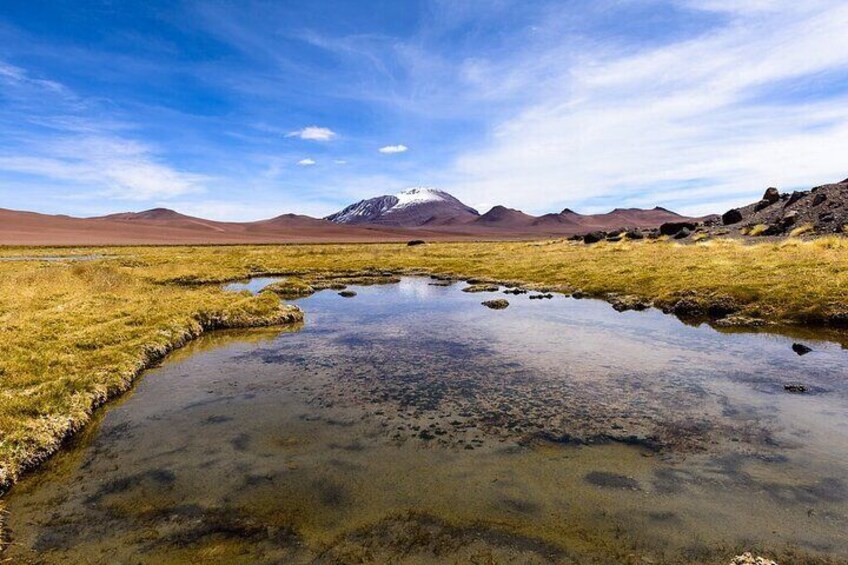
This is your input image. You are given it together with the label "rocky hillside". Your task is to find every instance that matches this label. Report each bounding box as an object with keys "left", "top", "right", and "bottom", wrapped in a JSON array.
[{"left": 718, "top": 179, "right": 848, "bottom": 236}]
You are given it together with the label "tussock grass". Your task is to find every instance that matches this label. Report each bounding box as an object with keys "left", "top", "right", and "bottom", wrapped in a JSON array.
[{"left": 1, "top": 237, "right": 847, "bottom": 490}]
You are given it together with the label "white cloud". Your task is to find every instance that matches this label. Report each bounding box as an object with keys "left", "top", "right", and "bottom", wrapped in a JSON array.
[
  {"left": 286, "top": 126, "right": 337, "bottom": 141},
  {"left": 334, "top": 159, "right": 347, "bottom": 165},
  {"left": 297, "top": 158, "right": 316, "bottom": 166},
  {"left": 379, "top": 144, "right": 408, "bottom": 154},
  {"left": 447, "top": 2, "right": 848, "bottom": 215},
  {"left": 0, "top": 135, "right": 207, "bottom": 200}
]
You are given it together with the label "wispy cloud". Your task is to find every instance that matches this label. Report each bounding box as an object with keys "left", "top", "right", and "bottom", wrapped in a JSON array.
[
  {"left": 379, "top": 144, "right": 408, "bottom": 154},
  {"left": 297, "top": 158, "right": 316, "bottom": 166},
  {"left": 0, "top": 58, "right": 208, "bottom": 202},
  {"left": 286, "top": 126, "right": 337, "bottom": 141},
  {"left": 447, "top": 1, "right": 848, "bottom": 215}
]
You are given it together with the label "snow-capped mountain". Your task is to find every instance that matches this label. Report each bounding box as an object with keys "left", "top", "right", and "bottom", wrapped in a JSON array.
[{"left": 325, "top": 187, "right": 480, "bottom": 226}]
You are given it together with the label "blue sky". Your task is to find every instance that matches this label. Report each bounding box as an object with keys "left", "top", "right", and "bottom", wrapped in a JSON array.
[{"left": 2, "top": 0, "right": 848, "bottom": 220}]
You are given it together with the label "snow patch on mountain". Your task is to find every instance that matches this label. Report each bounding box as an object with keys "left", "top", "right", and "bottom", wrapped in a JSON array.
[{"left": 393, "top": 187, "right": 449, "bottom": 208}]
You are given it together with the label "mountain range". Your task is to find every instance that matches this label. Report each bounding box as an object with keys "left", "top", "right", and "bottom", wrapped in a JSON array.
[{"left": 0, "top": 187, "right": 707, "bottom": 245}]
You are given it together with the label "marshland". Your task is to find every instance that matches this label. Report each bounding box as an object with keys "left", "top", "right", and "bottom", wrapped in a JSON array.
[{"left": 1, "top": 239, "right": 847, "bottom": 564}]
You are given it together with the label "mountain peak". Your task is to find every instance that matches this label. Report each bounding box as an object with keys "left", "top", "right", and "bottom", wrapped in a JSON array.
[{"left": 326, "top": 187, "right": 479, "bottom": 226}]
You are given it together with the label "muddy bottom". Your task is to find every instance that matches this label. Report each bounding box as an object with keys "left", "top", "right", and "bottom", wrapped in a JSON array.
[{"left": 3, "top": 278, "right": 847, "bottom": 564}]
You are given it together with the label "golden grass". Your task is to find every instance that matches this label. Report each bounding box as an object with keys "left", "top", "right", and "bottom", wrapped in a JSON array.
[
  {"left": 748, "top": 224, "right": 769, "bottom": 236},
  {"left": 1, "top": 237, "right": 847, "bottom": 491},
  {"left": 789, "top": 224, "right": 815, "bottom": 237}
]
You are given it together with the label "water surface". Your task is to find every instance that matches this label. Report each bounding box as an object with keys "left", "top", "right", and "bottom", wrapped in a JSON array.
[{"left": 3, "top": 278, "right": 847, "bottom": 564}]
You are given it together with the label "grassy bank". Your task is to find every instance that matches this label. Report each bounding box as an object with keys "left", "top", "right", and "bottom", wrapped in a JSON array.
[{"left": 1, "top": 236, "right": 847, "bottom": 492}]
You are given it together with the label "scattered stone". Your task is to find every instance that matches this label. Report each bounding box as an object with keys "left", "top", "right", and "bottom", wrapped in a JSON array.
[
  {"left": 529, "top": 293, "right": 553, "bottom": 300},
  {"left": 659, "top": 222, "right": 696, "bottom": 236},
  {"left": 338, "top": 290, "right": 357, "bottom": 298},
  {"left": 812, "top": 192, "right": 827, "bottom": 206},
  {"left": 722, "top": 208, "right": 744, "bottom": 225},
  {"left": 784, "top": 384, "right": 807, "bottom": 393},
  {"left": 482, "top": 299, "right": 509, "bottom": 310},
  {"left": 673, "top": 227, "right": 691, "bottom": 239},
  {"left": 503, "top": 288, "right": 528, "bottom": 295},
  {"left": 791, "top": 343, "right": 813, "bottom": 356},
  {"left": 583, "top": 231, "right": 606, "bottom": 244},
  {"left": 625, "top": 230, "right": 645, "bottom": 240},
  {"left": 462, "top": 284, "right": 499, "bottom": 293},
  {"left": 754, "top": 199, "right": 773, "bottom": 212},
  {"left": 406, "top": 240, "right": 426, "bottom": 246},
  {"left": 730, "top": 552, "right": 778, "bottom": 565}
]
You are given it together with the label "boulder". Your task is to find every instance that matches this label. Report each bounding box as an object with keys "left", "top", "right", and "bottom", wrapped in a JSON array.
[
  {"left": 786, "top": 191, "right": 806, "bottom": 206},
  {"left": 781, "top": 210, "right": 799, "bottom": 226},
  {"left": 754, "top": 199, "right": 773, "bottom": 212},
  {"left": 763, "top": 187, "right": 781, "bottom": 204},
  {"left": 673, "top": 227, "right": 692, "bottom": 239},
  {"left": 338, "top": 290, "right": 357, "bottom": 298},
  {"left": 812, "top": 192, "right": 827, "bottom": 206},
  {"left": 784, "top": 384, "right": 807, "bottom": 393},
  {"left": 659, "top": 222, "right": 696, "bottom": 236},
  {"left": 722, "top": 208, "right": 744, "bottom": 225},
  {"left": 482, "top": 299, "right": 509, "bottom": 310},
  {"left": 625, "top": 230, "right": 645, "bottom": 240},
  {"left": 583, "top": 231, "right": 606, "bottom": 244},
  {"left": 407, "top": 240, "right": 426, "bottom": 246}
]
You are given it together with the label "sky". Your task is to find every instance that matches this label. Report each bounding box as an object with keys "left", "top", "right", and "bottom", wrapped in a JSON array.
[{"left": 1, "top": 0, "right": 848, "bottom": 220}]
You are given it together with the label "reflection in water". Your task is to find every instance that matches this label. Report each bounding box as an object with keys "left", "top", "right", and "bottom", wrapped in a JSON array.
[
  {"left": 222, "top": 277, "right": 283, "bottom": 294},
  {"left": 2, "top": 278, "right": 848, "bottom": 564}
]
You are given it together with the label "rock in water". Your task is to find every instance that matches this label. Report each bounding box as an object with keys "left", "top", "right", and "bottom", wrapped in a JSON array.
[
  {"left": 338, "top": 290, "right": 357, "bottom": 298},
  {"left": 482, "top": 299, "right": 509, "bottom": 310},
  {"left": 784, "top": 384, "right": 807, "bottom": 393},
  {"left": 792, "top": 342, "right": 813, "bottom": 355}
]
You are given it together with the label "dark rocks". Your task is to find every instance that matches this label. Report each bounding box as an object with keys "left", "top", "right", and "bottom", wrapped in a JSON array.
[
  {"left": 784, "top": 384, "right": 807, "bottom": 393},
  {"left": 583, "top": 231, "right": 606, "bottom": 244},
  {"left": 763, "top": 187, "right": 781, "bottom": 204},
  {"left": 338, "top": 290, "right": 357, "bottom": 298},
  {"left": 813, "top": 192, "right": 827, "bottom": 207},
  {"left": 529, "top": 293, "right": 553, "bottom": 300},
  {"left": 673, "top": 227, "right": 691, "bottom": 239},
  {"left": 722, "top": 208, "right": 744, "bottom": 225},
  {"left": 625, "top": 230, "right": 645, "bottom": 240},
  {"left": 482, "top": 299, "right": 509, "bottom": 310},
  {"left": 659, "top": 222, "right": 696, "bottom": 236},
  {"left": 781, "top": 210, "right": 799, "bottom": 227},
  {"left": 754, "top": 199, "right": 772, "bottom": 212},
  {"left": 609, "top": 295, "right": 651, "bottom": 312},
  {"left": 406, "top": 240, "right": 426, "bottom": 246},
  {"left": 786, "top": 190, "right": 807, "bottom": 206},
  {"left": 792, "top": 343, "right": 813, "bottom": 356},
  {"left": 503, "top": 288, "right": 528, "bottom": 295}
]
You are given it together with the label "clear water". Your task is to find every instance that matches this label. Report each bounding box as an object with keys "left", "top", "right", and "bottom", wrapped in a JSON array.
[{"left": 3, "top": 278, "right": 847, "bottom": 564}]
